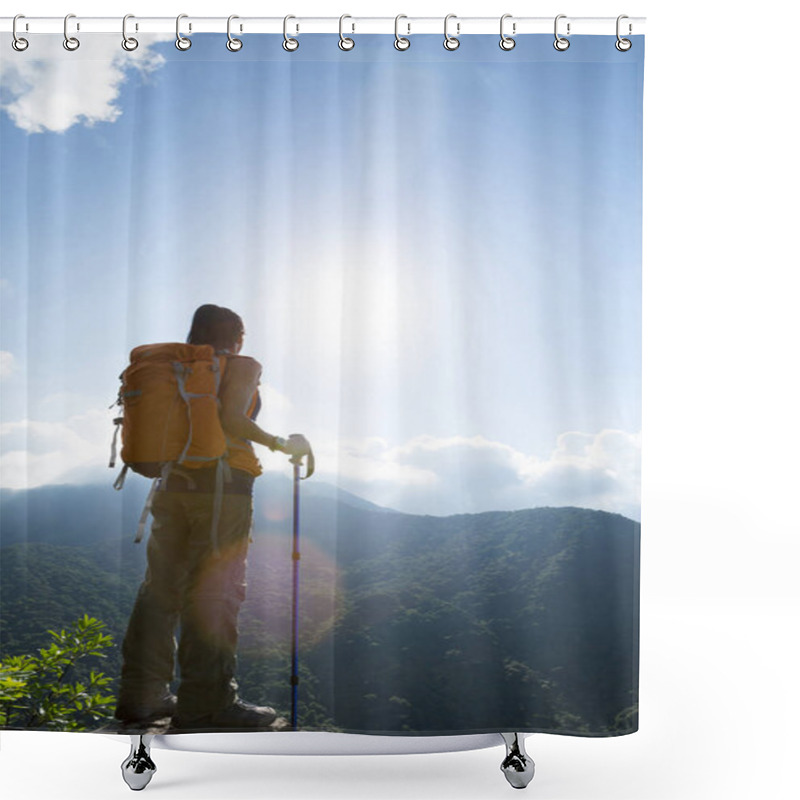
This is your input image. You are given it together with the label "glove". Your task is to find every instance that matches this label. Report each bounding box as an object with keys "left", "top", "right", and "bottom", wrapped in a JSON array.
[
  {"left": 285, "top": 433, "right": 314, "bottom": 479},
  {"left": 284, "top": 433, "right": 311, "bottom": 458}
]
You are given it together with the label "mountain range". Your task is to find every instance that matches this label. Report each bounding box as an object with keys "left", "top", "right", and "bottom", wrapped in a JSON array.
[{"left": 1, "top": 477, "right": 639, "bottom": 735}]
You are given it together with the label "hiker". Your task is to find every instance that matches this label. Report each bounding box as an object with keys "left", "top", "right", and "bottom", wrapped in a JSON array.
[{"left": 114, "top": 304, "right": 311, "bottom": 731}]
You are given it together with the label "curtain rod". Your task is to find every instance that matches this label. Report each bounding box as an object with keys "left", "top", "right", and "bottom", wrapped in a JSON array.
[{"left": 1, "top": 16, "right": 646, "bottom": 36}]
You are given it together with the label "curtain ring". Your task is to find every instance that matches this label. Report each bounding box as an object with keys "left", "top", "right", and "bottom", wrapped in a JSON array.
[
  {"left": 443, "top": 14, "right": 460, "bottom": 51},
  {"left": 339, "top": 14, "right": 355, "bottom": 51},
  {"left": 499, "top": 14, "right": 516, "bottom": 51},
  {"left": 227, "top": 15, "right": 243, "bottom": 51},
  {"left": 175, "top": 14, "right": 192, "bottom": 50},
  {"left": 615, "top": 15, "right": 632, "bottom": 51},
  {"left": 283, "top": 15, "right": 299, "bottom": 51},
  {"left": 553, "top": 14, "right": 570, "bottom": 51},
  {"left": 12, "top": 14, "right": 29, "bottom": 52},
  {"left": 122, "top": 14, "right": 139, "bottom": 51},
  {"left": 63, "top": 13, "right": 80, "bottom": 51},
  {"left": 394, "top": 15, "right": 410, "bottom": 51}
]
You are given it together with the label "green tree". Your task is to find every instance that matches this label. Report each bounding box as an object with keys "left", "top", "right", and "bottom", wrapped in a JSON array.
[{"left": 0, "top": 615, "right": 116, "bottom": 731}]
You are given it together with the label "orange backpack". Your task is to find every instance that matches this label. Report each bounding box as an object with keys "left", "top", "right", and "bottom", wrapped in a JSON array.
[
  {"left": 111, "top": 343, "right": 228, "bottom": 478},
  {"left": 109, "top": 343, "right": 232, "bottom": 545}
]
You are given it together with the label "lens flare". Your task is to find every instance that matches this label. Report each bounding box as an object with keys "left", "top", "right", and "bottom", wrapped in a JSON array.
[{"left": 239, "top": 533, "right": 343, "bottom": 651}]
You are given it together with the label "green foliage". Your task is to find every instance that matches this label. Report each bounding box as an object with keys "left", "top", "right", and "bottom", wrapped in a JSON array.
[
  {"left": 1, "top": 484, "right": 640, "bottom": 735},
  {"left": 0, "top": 615, "right": 116, "bottom": 731},
  {"left": 295, "top": 506, "right": 640, "bottom": 734},
  {"left": 609, "top": 702, "right": 639, "bottom": 733},
  {"left": 0, "top": 543, "right": 134, "bottom": 655}
]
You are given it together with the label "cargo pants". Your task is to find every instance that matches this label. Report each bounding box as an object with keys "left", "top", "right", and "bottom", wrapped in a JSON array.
[{"left": 116, "top": 485, "right": 252, "bottom": 722}]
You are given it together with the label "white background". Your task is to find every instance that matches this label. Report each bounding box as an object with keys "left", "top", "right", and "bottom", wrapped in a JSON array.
[{"left": 2, "top": 1, "right": 798, "bottom": 798}]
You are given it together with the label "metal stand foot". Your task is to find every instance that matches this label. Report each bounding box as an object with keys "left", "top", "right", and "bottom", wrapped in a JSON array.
[
  {"left": 122, "top": 734, "right": 157, "bottom": 791},
  {"left": 500, "top": 733, "right": 535, "bottom": 790}
]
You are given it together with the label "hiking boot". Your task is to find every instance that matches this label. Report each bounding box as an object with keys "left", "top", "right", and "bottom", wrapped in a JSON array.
[
  {"left": 115, "top": 691, "right": 178, "bottom": 724},
  {"left": 173, "top": 699, "right": 279, "bottom": 732}
]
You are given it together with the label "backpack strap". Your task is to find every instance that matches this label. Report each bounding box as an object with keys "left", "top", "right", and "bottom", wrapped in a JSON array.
[
  {"left": 128, "top": 460, "right": 231, "bottom": 551},
  {"left": 209, "top": 458, "right": 233, "bottom": 556},
  {"left": 172, "top": 362, "right": 196, "bottom": 466},
  {"left": 172, "top": 356, "right": 225, "bottom": 467},
  {"left": 109, "top": 416, "right": 123, "bottom": 469},
  {"left": 113, "top": 463, "right": 129, "bottom": 491},
  {"left": 134, "top": 475, "right": 162, "bottom": 543}
]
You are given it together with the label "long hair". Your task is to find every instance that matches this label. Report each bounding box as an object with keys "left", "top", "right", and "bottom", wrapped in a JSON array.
[{"left": 187, "top": 304, "right": 244, "bottom": 352}]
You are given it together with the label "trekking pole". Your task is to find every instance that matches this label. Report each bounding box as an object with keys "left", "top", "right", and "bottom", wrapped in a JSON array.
[
  {"left": 287, "top": 436, "right": 314, "bottom": 732},
  {"left": 289, "top": 455, "right": 302, "bottom": 732}
]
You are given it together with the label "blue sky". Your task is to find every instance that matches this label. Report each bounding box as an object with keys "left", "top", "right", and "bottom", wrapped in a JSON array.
[{"left": 0, "top": 33, "right": 643, "bottom": 518}]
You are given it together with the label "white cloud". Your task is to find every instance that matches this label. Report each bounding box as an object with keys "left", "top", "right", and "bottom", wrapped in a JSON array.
[
  {"left": 314, "top": 430, "right": 642, "bottom": 520},
  {"left": 1, "top": 34, "right": 171, "bottom": 134},
  {"left": 0, "top": 409, "right": 112, "bottom": 489},
  {"left": 331, "top": 437, "right": 438, "bottom": 486},
  {"left": 0, "top": 399, "right": 640, "bottom": 520},
  {"left": 0, "top": 351, "right": 16, "bottom": 378}
]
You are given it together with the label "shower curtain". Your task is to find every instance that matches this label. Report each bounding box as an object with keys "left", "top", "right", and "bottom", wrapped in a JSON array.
[{"left": 0, "top": 27, "right": 643, "bottom": 738}]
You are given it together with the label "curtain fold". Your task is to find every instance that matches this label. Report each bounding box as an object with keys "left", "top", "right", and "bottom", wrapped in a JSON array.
[{"left": 1, "top": 32, "right": 643, "bottom": 737}]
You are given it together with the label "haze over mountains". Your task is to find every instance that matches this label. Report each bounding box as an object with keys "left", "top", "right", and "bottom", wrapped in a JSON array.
[{"left": 1, "top": 478, "right": 639, "bottom": 735}]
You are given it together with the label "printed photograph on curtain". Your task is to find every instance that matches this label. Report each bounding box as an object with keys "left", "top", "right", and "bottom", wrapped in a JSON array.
[{"left": 0, "top": 32, "right": 643, "bottom": 736}]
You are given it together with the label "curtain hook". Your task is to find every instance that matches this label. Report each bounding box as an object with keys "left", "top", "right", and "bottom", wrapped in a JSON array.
[
  {"left": 283, "top": 15, "right": 299, "bottom": 51},
  {"left": 443, "top": 14, "right": 460, "bottom": 51},
  {"left": 615, "top": 15, "right": 632, "bottom": 51},
  {"left": 63, "top": 13, "right": 80, "bottom": 51},
  {"left": 553, "top": 14, "right": 570, "bottom": 51},
  {"left": 227, "top": 15, "right": 243, "bottom": 51},
  {"left": 122, "top": 14, "right": 139, "bottom": 52},
  {"left": 175, "top": 14, "right": 192, "bottom": 50},
  {"left": 12, "top": 14, "right": 29, "bottom": 52},
  {"left": 339, "top": 14, "right": 355, "bottom": 51},
  {"left": 394, "top": 14, "right": 410, "bottom": 51},
  {"left": 499, "top": 14, "right": 516, "bottom": 51}
]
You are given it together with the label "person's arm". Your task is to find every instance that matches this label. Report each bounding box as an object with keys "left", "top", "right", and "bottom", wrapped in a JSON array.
[{"left": 218, "top": 356, "right": 285, "bottom": 452}]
